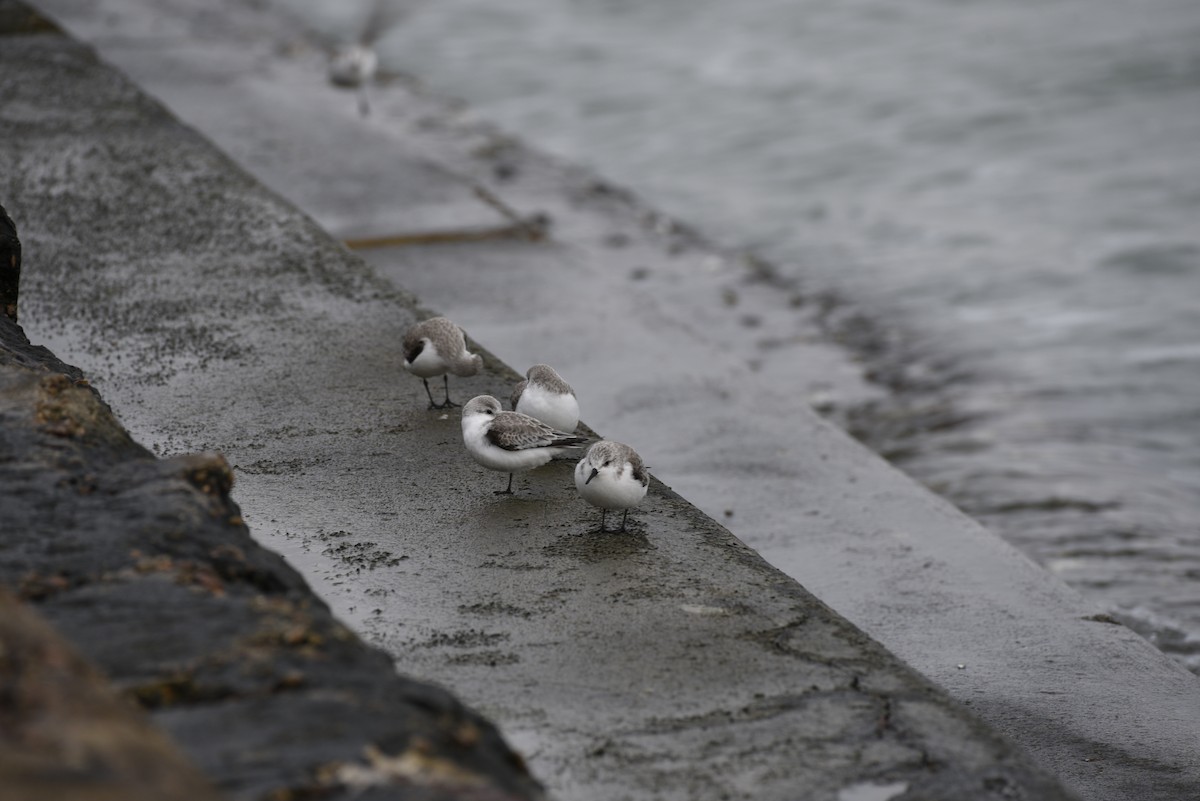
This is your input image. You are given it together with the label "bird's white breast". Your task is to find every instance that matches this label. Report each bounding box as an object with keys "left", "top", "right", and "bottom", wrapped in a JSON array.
[
  {"left": 516, "top": 383, "right": 579, "bottom": 432},
  {"left": 404, "top": 340, "right": 447, "bottom": 378},
  {"left": 328, "top": 45, "right": 378, "bottom": 87},
  {"left": 574, "top": 461, "right": 648, "bottom": 510}
]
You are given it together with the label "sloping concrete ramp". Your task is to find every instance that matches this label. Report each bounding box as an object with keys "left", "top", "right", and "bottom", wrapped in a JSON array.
[{"left": 0, "top": 3, "right": 1100, "bottom": 800}]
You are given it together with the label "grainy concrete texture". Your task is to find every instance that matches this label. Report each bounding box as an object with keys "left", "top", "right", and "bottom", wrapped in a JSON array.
[
  {"left": 0, "top": 6, "right": 1067, "bottom": 801},
  {"left": 0, "top": 17, "right": 1075, "bottom": 800},
  {"left": 1, "top": 0, "right": 1195, "bottom": 799},
  {"left": 27, "top": 1, "right": 1200, "bottom": 800}
]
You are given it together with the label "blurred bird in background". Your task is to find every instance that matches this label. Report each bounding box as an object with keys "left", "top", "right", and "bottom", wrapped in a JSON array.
[{"left": 325, "top": 0, "right": 408, "bottom": 116}]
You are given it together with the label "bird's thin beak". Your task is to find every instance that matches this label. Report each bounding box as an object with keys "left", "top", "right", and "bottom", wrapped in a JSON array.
[{"left": 585, "top": 467, "right": 599, "bottom": 485}]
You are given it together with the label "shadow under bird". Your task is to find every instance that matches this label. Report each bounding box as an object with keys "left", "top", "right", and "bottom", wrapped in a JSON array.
[
  {"left": 461, "top": 395, "right": 587, "bottom": 495},
  {"left": 575, "top": 440, "right": 649, "bottom": 532},
  {"left": 402, "top": 317, "right": 483, "bottom": 409},
  {"left": 511, "top": 364, "right": 580, "bottom": 432}
]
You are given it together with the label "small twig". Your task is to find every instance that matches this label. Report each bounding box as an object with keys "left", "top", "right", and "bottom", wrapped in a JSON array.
[
  {"left": 472, "top": 185, "right": 524, "bottom": 224},
  {"left": 472, "top": 186, "right": 549, "bottom": 240},
  {"left": 344, "top": 221, "right": 543, "bottom": 250}
]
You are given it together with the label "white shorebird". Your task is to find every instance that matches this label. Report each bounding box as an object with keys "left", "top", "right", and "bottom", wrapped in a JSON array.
[
  {"left": 461, "top": 395, "right": 587, "bottom": 494},
  {"left": 511, "top": 364, "right": 580, "bottom": 433},
  {"left": 574, "top": 440, "right": 650, "bottom": 532},
  {"left": 328, "top": 44, "right": 378, "bottom": 91},
  {"left": 402, "top": 317, "right": 483, "bottom": 409},
  {"left": 325, "top": 0, "right": 407, "bottom": 116}
]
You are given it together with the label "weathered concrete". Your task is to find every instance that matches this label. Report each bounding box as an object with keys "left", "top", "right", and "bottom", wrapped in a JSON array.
[
  {"left": 0, "top": 25, "right": 542, "bottom": 800},
  {"left": 0, "top": 5, "right": 1084, "bottom": 801},
  {"left": 26, "top": 1, "right": 1200, "bottom": 800}
]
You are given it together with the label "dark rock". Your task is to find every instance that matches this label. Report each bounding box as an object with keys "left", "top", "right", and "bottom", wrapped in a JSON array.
[
  {"left": 0, "top": 0, "right": 60, "bottom": 36},
  {"left": 0, "top": 317, "right": 544, "bottom": 801},
  {"left": 0, "top": 203, "right": 19, "bottom": 320},
  {"left": 0, "top": 588, "right": 225, "bottom": 801}
]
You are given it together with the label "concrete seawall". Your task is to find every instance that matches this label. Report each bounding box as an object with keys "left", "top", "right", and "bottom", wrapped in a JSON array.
[
  {"left": 2, "top": 1, "right": 1199, "bottom": 799},
  {"left": 0, "top": 16, "right": 1075, "bottom": 799}
]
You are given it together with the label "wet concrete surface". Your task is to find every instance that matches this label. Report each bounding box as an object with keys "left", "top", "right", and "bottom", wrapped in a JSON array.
[
  {"left": 25, "top": 2, "right": 1200, "bottom": 800},
  {"left": 0, "top": 23, "right": 542, "bottom": 801},
  {"left": 0, "top": 4, "right": 1085, "bottom": 800},
  {"left": 4, "top": 0, "right": 1198, "bottom": 798}
]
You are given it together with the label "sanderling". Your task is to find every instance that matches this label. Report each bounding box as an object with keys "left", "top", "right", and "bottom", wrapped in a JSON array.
[
  {"left": 402, "top": 317, "right": 483, "bottom": 409},
  {"left": 325, "top": 0, "right": 407, "bottom": 116},
  {"left": 328, "top": 43, "right": 378, "bottom": 88},
  {"left": 461, "top": 395, "right": 587, "bottom": 494},
  {"left": 574, "top": 440, "right": 649, "bottom": 532},
  {"left": 511, "top": 364, "right": 580, "bottom": 433}
]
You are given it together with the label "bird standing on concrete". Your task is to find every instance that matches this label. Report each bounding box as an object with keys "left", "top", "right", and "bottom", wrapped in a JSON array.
[
  {"left": 510, "top": 364, "right": 580, "bottom": 433},
  {"left": 326, "top": 0, "right": 407, "bottom": 115},
  {"left": 461, "top": 395, "right": 586, "bottom": 494},
  {"left": 328, "top": 44, "right": 378, "bottom": 96},
  {"left": 575, "top": 440, "right": 649, "bottom": 532},
  {"left": 402, "top": 317, "right": 483, "bottom": 409}
]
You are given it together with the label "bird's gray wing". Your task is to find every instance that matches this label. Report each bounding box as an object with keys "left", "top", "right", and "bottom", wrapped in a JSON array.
[
  {"left": 487, "top": 412, "right": 584, "bottom": 451},
  {"left": 629, "top": 452, "right": 650, "bottom": 486}
]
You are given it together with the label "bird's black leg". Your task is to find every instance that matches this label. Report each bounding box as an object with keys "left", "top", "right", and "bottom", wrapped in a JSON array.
[
  {"left": 618, "top": 509, "right": 630, "bottom": 532},
  {"left": 598, "top": 509, "right": 608, "bottom": 533},
  {"left": 494, "top": 473, "right": 515, "bottom": 495},
  {"left": 439, "top": 374, "right": 460, "bottom": 409},
  {"left": 422, "top": 378, "right": 438, "bottom": 409}
]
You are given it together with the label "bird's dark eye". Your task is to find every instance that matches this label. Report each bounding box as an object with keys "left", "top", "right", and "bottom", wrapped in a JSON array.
[{"left": 486, "top": 409, "right": 495, "bottom": 415}]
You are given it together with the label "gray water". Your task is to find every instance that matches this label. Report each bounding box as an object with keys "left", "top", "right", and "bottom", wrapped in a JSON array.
[{"left": 284, "top": 0, "right": 1200, "bottom": 670}]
